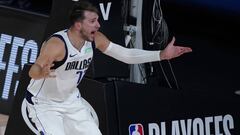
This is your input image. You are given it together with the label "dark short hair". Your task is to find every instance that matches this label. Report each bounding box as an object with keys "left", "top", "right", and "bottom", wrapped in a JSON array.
[{"left": 69, "top": 0, "right": 99, "bottom": 25}]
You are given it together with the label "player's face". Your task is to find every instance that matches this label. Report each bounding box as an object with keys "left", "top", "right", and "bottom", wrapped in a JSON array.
[{"left": 79, "top": 11, "right": 100, "bottom": 42}]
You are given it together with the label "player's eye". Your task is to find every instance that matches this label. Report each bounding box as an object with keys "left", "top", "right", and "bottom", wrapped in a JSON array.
[{"left": 90, "top": 20, "right": 95, "bottom": 23}]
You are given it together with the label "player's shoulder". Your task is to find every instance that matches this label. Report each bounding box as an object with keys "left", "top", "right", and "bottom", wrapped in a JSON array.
[
  {"left": 94, "top": 31, "right": 108, "bottom": 39},
  {"left": 94, "top": 31, "right": 110, "bottom": 51},
  {"left": 39, "top": 37, "right": 65, "bottom": 58},
  {"left": 44, "top": 29, "right": 67, "bottom": 48},
  {"left": 45, "top": 36, "right": 65, "bottom": 50}
]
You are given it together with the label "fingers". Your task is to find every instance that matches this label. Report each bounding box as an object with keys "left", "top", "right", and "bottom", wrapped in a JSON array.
[
  {"left": 42, "top": 63, "right": 56, "bottom": 78},
  {"left": 169, "top": 37, "right": 176, "bottom": 46},
  {"left": 50, "top": 63, "right": 55, "bottom": 68},
  {"left": 180, "top": 47, "right": 192, "bottom": 53},
  {"left": 176, "top": 47, "right": 192, "bottom": 58},
  {"left": 48, "top": 70, "right": 56, "bottom": 78}
]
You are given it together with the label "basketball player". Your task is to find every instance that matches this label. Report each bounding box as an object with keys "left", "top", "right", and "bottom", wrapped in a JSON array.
[{"left": 25, "top": 1, "right": 192, "bottom": 135}]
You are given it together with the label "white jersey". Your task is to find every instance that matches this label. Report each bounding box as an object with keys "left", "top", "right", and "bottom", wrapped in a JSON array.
[{"left": 27, "top": 30, "right": 94, "bottom": 101}]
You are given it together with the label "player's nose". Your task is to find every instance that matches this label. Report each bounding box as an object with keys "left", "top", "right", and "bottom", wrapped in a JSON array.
[{"left": 96, "top": 21, "right": 100, "bottom": 29}]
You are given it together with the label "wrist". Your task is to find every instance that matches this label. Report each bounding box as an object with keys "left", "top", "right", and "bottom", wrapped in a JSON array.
[{"left": 160, "top": 51, "right": 166, "bottom": 60}]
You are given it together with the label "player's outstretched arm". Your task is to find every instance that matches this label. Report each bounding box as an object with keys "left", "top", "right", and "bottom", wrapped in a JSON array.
[{"left": 95, "top": 32, "right": 192, "bottom": 64}]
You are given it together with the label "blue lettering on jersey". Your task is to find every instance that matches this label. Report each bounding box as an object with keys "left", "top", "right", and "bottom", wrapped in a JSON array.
[{"left": 65, "top": 58, "right": 92, "bottom": 71}]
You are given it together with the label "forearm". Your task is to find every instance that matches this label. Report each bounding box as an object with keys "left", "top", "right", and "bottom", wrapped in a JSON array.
[{"left": 103, "top": 42, "right": 161, "bottom": 64}]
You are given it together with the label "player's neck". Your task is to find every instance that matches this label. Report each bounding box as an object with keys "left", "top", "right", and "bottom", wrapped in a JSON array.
[{"left": 68, "top": 28, "right": 85, "bottom": 51}]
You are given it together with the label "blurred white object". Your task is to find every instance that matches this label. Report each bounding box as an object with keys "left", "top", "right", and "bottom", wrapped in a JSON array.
[
  {"left": 235, "top": 90, "right": 240, "bottom": 95},
  {"left": 130, "top": 0, "right": 137, "bottom": 18},
  {"left": 0, "top": 114, "right": 8, "bottom": 135},
  {"left": 0, "top": 126, "right": 6, "bottom": 135},
  {"left": 125, "top": 35, "right": 131, "bottom": 46}
]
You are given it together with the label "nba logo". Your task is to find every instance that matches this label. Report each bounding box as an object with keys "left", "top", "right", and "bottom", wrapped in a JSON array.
[{"left": 129, "top": 123, "right": 144, "bottom": 135}]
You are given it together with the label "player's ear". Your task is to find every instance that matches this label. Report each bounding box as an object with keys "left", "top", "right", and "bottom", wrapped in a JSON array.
[{"left": 74, "top": 21, "right": 82, "bottom": 30}]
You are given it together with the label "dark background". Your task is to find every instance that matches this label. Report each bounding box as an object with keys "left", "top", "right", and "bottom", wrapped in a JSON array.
[{"left": 143, "top": 0, "right": 240, "bottom": 94}]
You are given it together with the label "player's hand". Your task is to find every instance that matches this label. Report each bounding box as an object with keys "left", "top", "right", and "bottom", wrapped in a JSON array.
[
  {"left": 41, "top": 63, "right": 56, "bottom": 78},
  {"left": 160, "top": 37, "right": 192, "bottom": 60}
]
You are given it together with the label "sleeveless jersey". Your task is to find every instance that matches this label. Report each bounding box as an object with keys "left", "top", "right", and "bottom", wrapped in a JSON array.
[{"left": 27, "top": 30, "right": 94, "bottom": 101}]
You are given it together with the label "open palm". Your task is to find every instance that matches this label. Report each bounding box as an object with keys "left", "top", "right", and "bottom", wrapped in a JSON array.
[{"left": 160, "top": 37, "right": 192, "bottom": 60}]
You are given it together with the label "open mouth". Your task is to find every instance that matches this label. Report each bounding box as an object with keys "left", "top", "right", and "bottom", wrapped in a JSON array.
[{"left": 91, "top": 31, "right": 96, "bottom": 35}]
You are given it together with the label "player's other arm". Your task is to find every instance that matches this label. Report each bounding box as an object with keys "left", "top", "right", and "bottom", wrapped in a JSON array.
[
  {"left": 29, "top": 37, "right": 65, "bottom": 80},
  {"left": 94, "top": 32, "right": 192, "bottom": 64}
]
